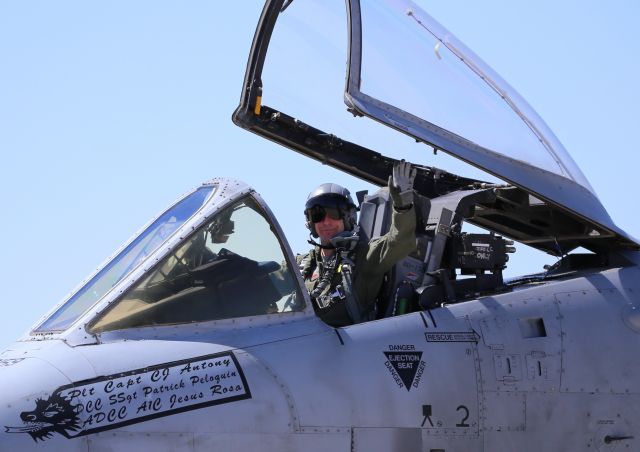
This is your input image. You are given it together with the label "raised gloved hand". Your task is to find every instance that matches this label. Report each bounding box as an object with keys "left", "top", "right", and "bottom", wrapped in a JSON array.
[{"left": 388, "top": 160, "right": 416, "bottom": 210}]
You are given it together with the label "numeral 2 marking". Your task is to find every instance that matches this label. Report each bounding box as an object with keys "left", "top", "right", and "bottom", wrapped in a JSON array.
[{"left": 456, "top": 405, "right": 470, "bottom": 427}]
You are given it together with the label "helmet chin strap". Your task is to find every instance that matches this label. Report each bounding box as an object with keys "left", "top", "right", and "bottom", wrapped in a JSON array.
[
  {"left": 308, "top": 228, "right": 360, "bottom": 250},
  {"left": 307, "top": 236, "right": 336, "bottom": 250}
]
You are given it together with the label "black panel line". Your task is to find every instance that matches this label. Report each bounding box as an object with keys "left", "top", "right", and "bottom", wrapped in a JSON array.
[
  {"left": 419, "top": 311, "right": 429, "bottom": 329},
  {"left": 427, "top": 309, "right": 437, "bottom": 328}
]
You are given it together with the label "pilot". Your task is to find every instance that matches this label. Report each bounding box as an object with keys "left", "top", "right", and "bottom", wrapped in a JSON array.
[{"left": 298, "top": 161, "right": 417, "bottom": 327}]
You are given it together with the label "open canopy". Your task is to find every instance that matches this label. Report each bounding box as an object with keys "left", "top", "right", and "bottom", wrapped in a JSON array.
[{"left": 233, "top": 0, "right": 638, "bottom": 254}]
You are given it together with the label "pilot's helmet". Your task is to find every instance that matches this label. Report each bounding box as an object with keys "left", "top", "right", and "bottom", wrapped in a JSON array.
[{"left": 304, "top": 183, "right": 357, "bottom": 238}]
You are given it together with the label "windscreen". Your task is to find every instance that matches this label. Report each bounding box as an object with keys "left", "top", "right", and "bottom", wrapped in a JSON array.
[
  {"left": 89, "top": 196, "right": 303, "bottom": 333},
  {"left": 35, "top": 185, "right": 215, "bottom": 333}
]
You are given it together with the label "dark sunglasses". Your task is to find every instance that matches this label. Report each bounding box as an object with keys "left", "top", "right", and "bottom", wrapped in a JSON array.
[{"left": 305, "top": 205, "right": 342, "bottom": 223}]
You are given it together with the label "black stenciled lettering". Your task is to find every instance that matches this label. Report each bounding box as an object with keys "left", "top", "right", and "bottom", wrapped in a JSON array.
[
  {"left": 388, "top": 345, "right": 416, "bottom": 351},
  {"left": 136, "top": 398, "right": 162, "bottom": 414},
  {"left": 142, "top": 380, "right": 185, "bottom": 397},
  {"left": 67, "top": 387, "right": 95, "bottom": 399},
  {"left": 81, "top": 406, "right": 129, "bottom": 428},
  {"left": 151, "top": 368, "right": 170, "bottom": 382},
  {"left": 104, "top": 376, "right": 141, "bottom": 393},
  {"left": 74, "top": 397, "right": 103, "bottom": 415},
  {"left": 83, "top": 398, "right": 103, "bottom": 414},
  {"left": 127, "top": 376, "right": 142, "bottom": 389},
  {"left": 82, "top": 412, "right": 105, "bottom": 428},
  {"left": 108, "top": 391, "right": 138, "bottom": 406},
  {"left": 456, "top": 405, "right": 470, "bottom": 427},
  {"left": 190, "top": 375, "right": 204, "bottom": 386},
  {"left": 169, "top": 391, "right": 204, "bottom": 409},
  {"left": 190, "top": 371, "right": 238, "bottom": 387},
  {"left": 106, "top": 406, "right": 128, "bottom": 423},
  {"left": 210, "top": 384, "right": 242, "bottom": 396},
  {"left": 181, "top": 357, "right": 231, "bottom": 375}
]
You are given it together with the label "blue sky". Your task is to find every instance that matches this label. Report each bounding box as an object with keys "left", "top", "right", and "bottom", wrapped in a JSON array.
[{"left": 1, "top": 1, "right": 639, "bottom": 349}]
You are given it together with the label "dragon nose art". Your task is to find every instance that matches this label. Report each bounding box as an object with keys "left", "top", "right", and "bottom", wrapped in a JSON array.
[{"left": 0, "top": 355, "right": 85, "bottom": 449}]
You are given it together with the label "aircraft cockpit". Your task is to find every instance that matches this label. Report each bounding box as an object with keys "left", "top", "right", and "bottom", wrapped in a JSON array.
[
  {"left": 232, "top": 0, "right": 640, "bottom": 308},
  {"left": 88, "top": 196, "right": 304, "bottom": 333},
  {"left": 29, "top": 180, "right": 309, "bottom": 346}
]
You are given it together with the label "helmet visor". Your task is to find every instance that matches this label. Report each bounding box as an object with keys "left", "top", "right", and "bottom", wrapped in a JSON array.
[{"left": 305, "top": 205, "right": 342, "bottom": 223}]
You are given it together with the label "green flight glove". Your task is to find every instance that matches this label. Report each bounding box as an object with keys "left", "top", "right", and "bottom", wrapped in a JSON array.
[{"left": 388, "top": 160, "right": 417, "bottom": 210}]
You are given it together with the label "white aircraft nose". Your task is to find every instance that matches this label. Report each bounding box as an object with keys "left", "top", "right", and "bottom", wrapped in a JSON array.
[{"left": 0, "top": 355, "right": 88, "bottom": 450}]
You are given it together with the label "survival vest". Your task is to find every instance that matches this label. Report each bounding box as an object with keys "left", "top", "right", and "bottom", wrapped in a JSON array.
[{"left": 298, "top": 236, "right": 363, "bottom": 327}]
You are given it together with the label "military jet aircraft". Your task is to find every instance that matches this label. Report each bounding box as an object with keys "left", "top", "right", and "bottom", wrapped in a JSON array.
[{"left": 2, "top": 0, "right": 640, "bottom": 451}]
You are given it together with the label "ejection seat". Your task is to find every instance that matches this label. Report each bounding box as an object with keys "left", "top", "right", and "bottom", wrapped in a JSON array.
[
  {"left": 356, "top": 188, "right": 430, "bottom": 318},
  {"left": 357, "top": 186, "right": 512, "bottom": 318}
]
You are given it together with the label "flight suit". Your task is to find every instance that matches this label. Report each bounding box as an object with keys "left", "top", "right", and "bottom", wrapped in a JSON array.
[{"left": 297, "top": 206, "right": 416, "bottom": 327}]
